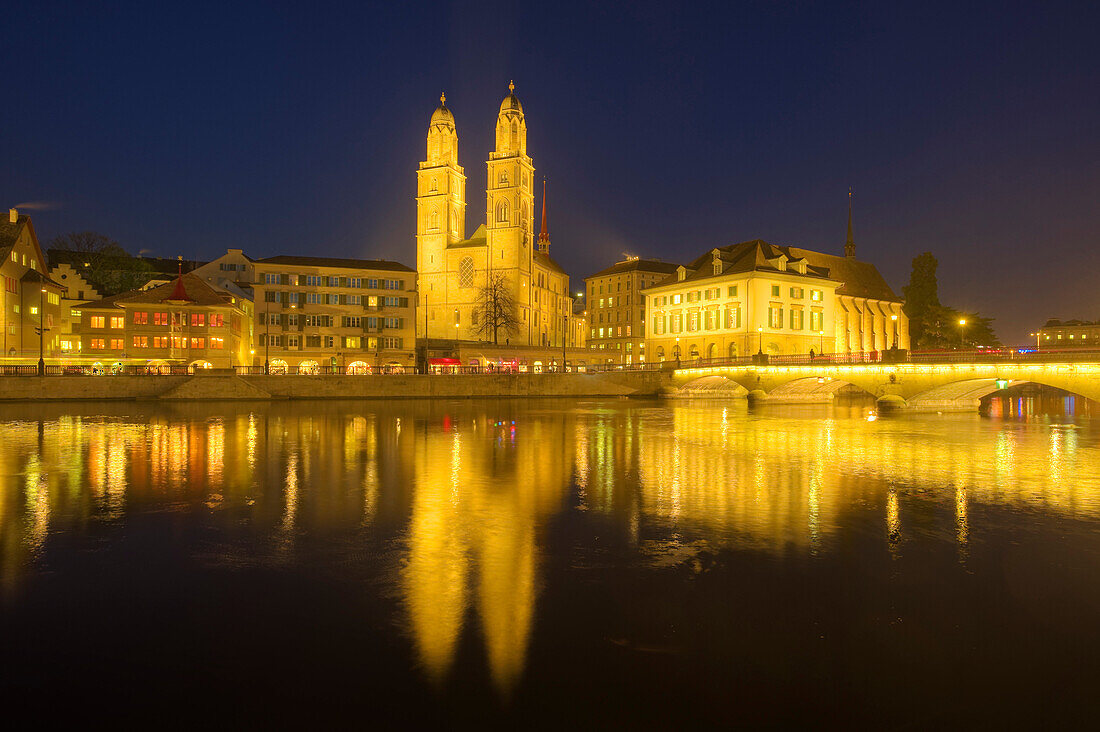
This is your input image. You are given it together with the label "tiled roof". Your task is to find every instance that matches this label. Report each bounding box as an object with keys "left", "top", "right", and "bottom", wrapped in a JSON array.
[
  {"left": 650, "top": 239, "right": 901, "bottom": 302},
  {"left": 586, "top": 258, "right": 681, "bottom": 280},
  {"left": 450, "top": 224, "right": 488, "bottom": 248},
  {"left": 0, "top": 214, "right": 29, "bottom": 250},
  {"left": 254, "top": 255, "right": 414, "bottom": 272},
  {"left": 785, "top": 246, "right": 900, "bottom": 301},
  {"left": 534, "top": 250, "right": 567, "bottom": 275},
  {"left": 78, "top": 273, "right": 239, "bottom": 309},
  {"left": 19, "top": 269, "right": 65, "bottom": 289}
]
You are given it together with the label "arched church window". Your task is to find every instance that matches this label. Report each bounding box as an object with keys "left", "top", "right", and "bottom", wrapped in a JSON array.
[
  {"left": 430, "top": 209, "right": 439, "bottom": 229},
  {"left": 430, "top": 177, "right": 438, "bottom": 192},
  {"left": 499, "top": 171, "right": 508, "bottom": 185},
  {"left": 497, "top": 199, "right": 510, "bottom": 223},
  {"left": 458, "top": 257, "right": 475, "bottom": 288},
  {"left": 510, "top": 121, "right": 518, "bottom": 148}
]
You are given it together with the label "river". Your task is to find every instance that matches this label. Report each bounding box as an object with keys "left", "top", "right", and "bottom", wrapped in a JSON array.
[{"left": 1, "top": 395, "right": 1098, "bottom": 726}]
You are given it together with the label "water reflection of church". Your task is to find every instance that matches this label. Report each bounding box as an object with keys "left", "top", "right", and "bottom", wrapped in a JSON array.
[{"left": 1, "top": 402, "right": 1096, "bottom": 691}]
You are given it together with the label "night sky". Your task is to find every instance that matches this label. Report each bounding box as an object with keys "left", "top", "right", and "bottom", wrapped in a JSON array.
[{"left": 5, "top": 1, "right": 1098, "bottom": 342}]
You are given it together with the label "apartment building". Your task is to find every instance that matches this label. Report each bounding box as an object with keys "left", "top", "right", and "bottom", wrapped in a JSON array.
[
  {"left": 76, "top": 272, "right": 253, "bottom": 369},
  {"left": 1, "top": 210, "right": 66, "bottom": 362},
  {"left": 584, "top": 257, "right": 680, "bottom": 364},
  {"left": 252, "top": 256, "right": 417, "bottom": 373}
]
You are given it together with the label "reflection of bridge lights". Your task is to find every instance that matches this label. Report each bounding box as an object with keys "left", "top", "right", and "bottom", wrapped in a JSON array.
[
  {"left": 887, "top": 490, "right": 901, "bottom": 547},
  {"left": 955, "top": 486, "right": 969, "bottom": 560}
]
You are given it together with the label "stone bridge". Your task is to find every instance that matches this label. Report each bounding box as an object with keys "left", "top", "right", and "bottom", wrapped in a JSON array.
[{"left": 672, "top": 361, "right": 1100, "bottom": 411}]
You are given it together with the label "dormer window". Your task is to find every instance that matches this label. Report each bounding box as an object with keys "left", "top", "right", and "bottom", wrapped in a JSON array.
[{"left": 677, "top": 266, "right": 687, "bottom": 282}]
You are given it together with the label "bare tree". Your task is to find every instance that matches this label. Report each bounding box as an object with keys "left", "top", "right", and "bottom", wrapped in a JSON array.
[
  {"left": 49, "top": 232, "right": 155, "bottom": 294},
  {"left": 471, "top": 272, "right": 520, "bottom": 345}
]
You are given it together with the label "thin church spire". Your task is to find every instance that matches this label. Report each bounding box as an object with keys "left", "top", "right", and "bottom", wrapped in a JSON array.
[
  {"left": 845, "top": 187, "right": 856, "bottom": 259},
  {"left": 538, "top": 178, "right": 550, "bottom": 254}
]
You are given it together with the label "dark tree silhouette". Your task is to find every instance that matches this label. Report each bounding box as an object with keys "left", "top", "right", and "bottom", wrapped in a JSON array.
[
  {"left": 49, "top": 232, "right": 155, "bottom": 294},
  {"left": 903, "top": 251, "right": 999, "bottom": 348}
]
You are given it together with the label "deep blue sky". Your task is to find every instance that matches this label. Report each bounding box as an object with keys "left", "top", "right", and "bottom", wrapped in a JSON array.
[{"left": 5, "top": 1, "right": 1099, "bottom": 341}]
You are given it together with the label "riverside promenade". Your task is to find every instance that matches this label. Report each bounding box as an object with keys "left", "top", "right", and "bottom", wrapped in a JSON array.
[{"left": 0, "top": 370, "right": 673, "bottom": 401}]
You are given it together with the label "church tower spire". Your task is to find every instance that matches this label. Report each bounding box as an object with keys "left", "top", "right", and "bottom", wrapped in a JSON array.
[
  {"left": 845, "top": 188, "right": 856, "bottom": 259},
  {"left": 417, "top": 93, "right": 467, "bottom": 338},
  {"left": 486, "top": 80, "right": 535, "bottom": 276},
  {"left": 537, "top": 178, "right": 550, "bottom": 254}
]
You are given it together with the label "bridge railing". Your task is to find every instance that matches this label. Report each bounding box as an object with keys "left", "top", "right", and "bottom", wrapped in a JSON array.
[{"left": 671, "top": 347, "right": 1100, "bottom": 370}]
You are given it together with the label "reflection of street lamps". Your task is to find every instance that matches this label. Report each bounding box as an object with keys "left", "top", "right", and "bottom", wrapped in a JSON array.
[
  {"left": 958, "top": 318, "right": 967, "bottom": 349},
  {"left": 891, "top": 314, "right": 898, "bottom": 348},
  {"left": 37, "top": 288, "right": 47, "bottom": 376}
]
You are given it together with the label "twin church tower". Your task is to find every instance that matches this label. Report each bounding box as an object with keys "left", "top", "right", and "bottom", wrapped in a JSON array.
[{"left": 416, "top": 82, "right": 572, "bottom": 346}]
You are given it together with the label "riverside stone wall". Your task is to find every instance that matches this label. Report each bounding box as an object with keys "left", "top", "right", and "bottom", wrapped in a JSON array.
[{"left": 0, "top": 371, "right": 672, "bottom": 402}]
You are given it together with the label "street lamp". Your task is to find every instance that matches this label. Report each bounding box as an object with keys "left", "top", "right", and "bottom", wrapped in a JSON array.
[
  {"left": 264, "top": 301, "right": 270, "bottom": 373},
  {"left": 819, "top": 329, "right": 825, "bottom": 354},
  {"left": 958, "top": 318, "right": 967, "bottom": 349},
  {"left": 757, "top": 326, "right": 763, "bottom": 354},
  {"left": 891, "top": 314, "right": 898, "bottom": 349},
  {"left": 37, "top": 288, "right": 47, "bottom": 376}
]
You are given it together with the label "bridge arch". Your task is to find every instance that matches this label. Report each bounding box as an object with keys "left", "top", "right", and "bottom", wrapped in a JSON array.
[
  {"left": 675, "top": 375, "right": 751, "bottom": 397},
  {"left": 672, "top": 362, "right": 1100, "bottom": 412}
]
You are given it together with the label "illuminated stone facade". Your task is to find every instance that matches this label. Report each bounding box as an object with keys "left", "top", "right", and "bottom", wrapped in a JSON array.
[
  {"left": 252, "top": 256, "right": 417, "bottom": 373},
  {"left": 584, "top": 257, "right": 680, "bottom": 364},
  {"left": 0, "top": 211, "right": 66, "bottom": 361},
  {"left": 416, "top": 85, "right": 576, "bottom": 348},
  {"left": 645, "top": 239, "right": 908, "bottom": 362}
]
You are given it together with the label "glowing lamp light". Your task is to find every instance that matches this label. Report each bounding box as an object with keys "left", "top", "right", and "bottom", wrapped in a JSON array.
[{"left": 996, "top": 379, "right": 1009, "bottom": 390}]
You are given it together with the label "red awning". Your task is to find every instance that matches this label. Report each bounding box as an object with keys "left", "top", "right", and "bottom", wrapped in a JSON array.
[{"left": 429, "top": 358, "right": 461, "bottom": 365}]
